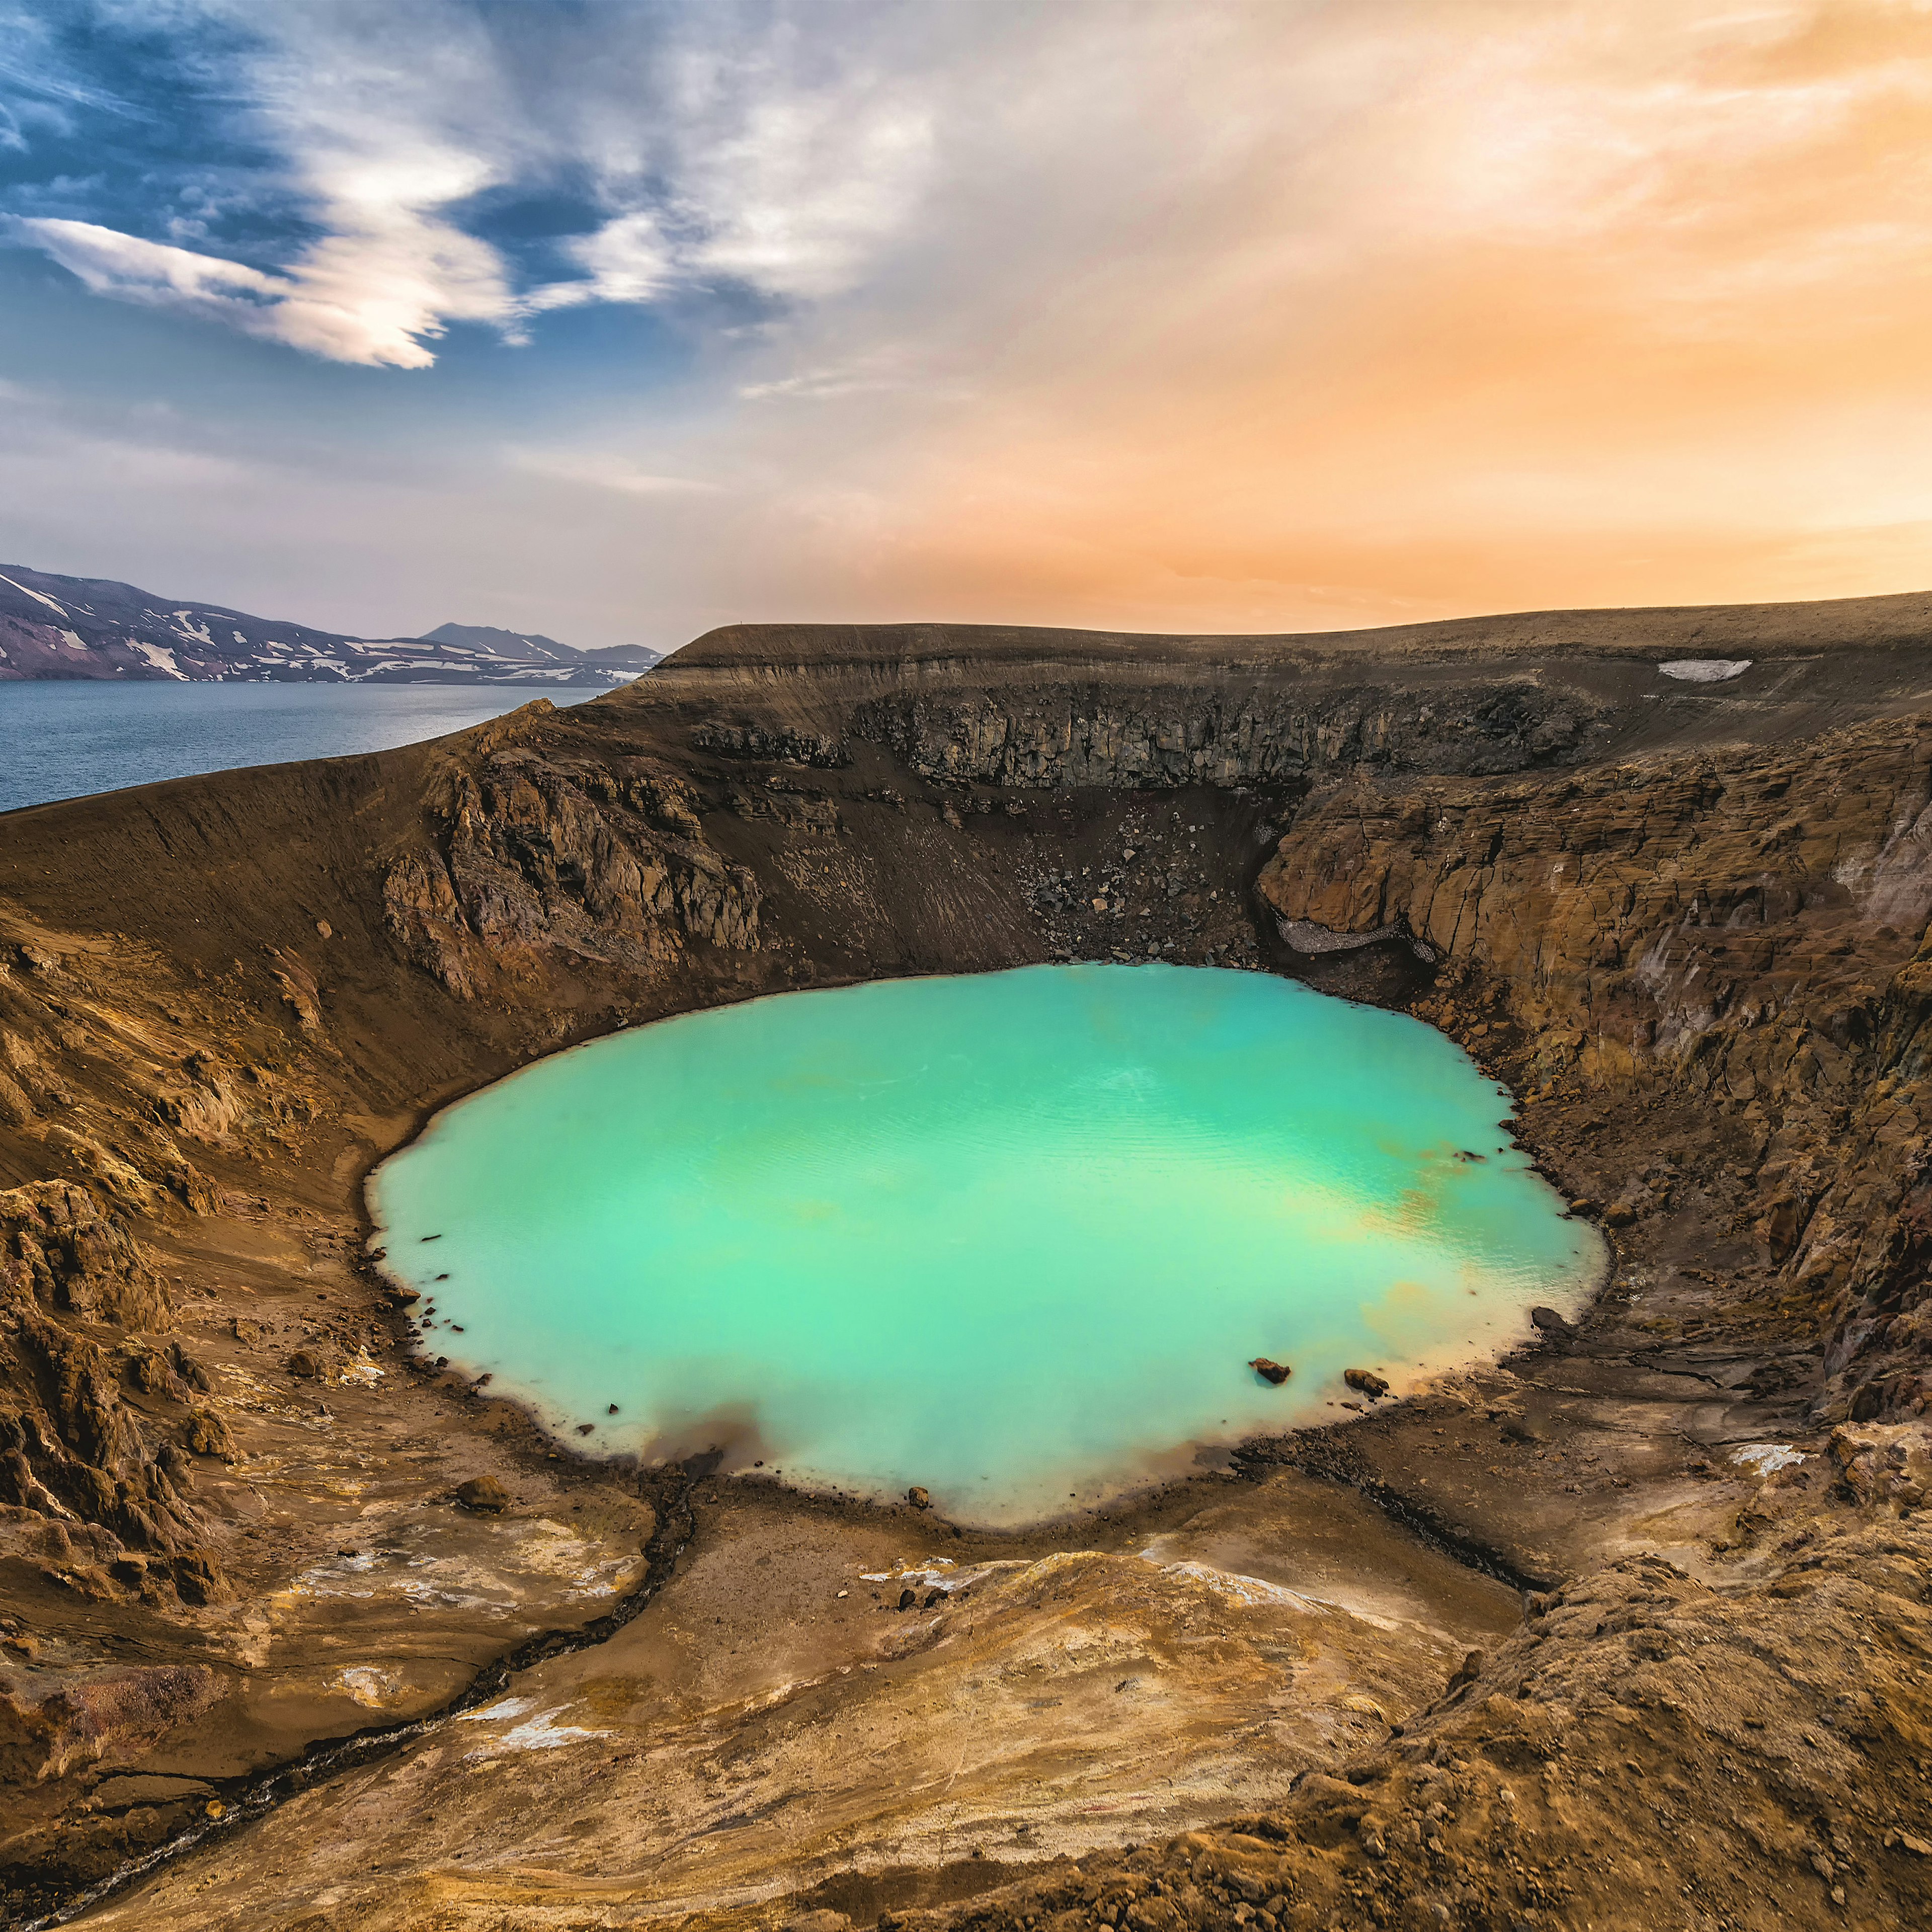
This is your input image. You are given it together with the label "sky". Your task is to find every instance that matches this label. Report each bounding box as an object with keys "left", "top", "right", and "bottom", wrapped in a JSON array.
[{"left": 2, "top": 1, "right": 1929, "bottom": 652}]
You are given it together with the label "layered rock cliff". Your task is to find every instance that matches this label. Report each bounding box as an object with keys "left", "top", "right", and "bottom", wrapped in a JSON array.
[
  {"left": 1252, "top": 716, "right": 1932, "bottom": 1423},
  {"left": 382, "top": 705, "right": 762, "bottom": 999}
]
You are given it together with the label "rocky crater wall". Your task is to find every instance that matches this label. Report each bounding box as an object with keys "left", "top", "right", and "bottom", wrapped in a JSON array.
[
  {"left": 1252, "top": 717, "right": 1932, "bottom": 1422},
  {"left": 844, "top": 677, "right": 1601, "bottom": 788},
  {"left": 2, "top": 605, "right": 1932, "bottom": 1924}
]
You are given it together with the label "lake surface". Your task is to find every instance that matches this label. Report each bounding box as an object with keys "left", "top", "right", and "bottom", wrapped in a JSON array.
[
  {"left": 370, "top": 964, "right": 1599, "bottom": 1523},
  {"left": 0, "top": 680, "right": 601, "bottom": 814}
]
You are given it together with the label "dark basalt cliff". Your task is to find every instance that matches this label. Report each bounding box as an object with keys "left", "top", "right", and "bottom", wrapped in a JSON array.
[{"left": 1, "top": 596, "right": 1930, "bottom": 1930}]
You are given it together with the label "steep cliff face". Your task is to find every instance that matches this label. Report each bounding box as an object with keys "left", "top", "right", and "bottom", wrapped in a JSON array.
[
  {"left": 383, "top": 706, "right": 762, "bottom": 999},
  {"left": 1253, "top": 719, "right": 1931, "bottom": 1072},
  {"left": 1252, "top": 717, "right": 1932, "bottom": 1419},
  {"left": 847, "top": 675, "right": 1601, "bottom": 788}
]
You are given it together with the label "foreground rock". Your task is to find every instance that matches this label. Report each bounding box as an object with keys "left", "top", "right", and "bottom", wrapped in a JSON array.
[{"left": 887, "top": 1500, "right": 1932, "bottom": 1932}]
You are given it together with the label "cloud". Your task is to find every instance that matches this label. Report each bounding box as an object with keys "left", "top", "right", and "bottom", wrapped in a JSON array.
[
  {"left": 12, "top": 216, "right": 283, "bottom": 309},
  {"left": 509, "top": 447, "right": 721, "bottom": 496},
  {"left": 671, "top": 64, "right": 934, "bottom": 300},
  {"left": 522, "top": 212, "right": 675, "bottom": 316},
  {"left": 8, "top": 211, "right": 508, "bottom": 367},
  {"left": 1, "top": 1, "right": 949, "bottom": 365},
  {"left": 7, "top": 1, "right": 1932, "bottom": 647}
]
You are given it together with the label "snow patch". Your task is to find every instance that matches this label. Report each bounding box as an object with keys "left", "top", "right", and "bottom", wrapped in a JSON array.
[
  {"left": 459, "top": 1696, "right": 536, "bottom": 1723},
  {"left": 457, "top": 1697, "right": 608, "bottom": 1753},
  {"left": 337, "top": 1665, "right": 404, "bottom": 1708},
  {"left": 131, "top": 640, "right": 188, "bottom": 679},
  {"left": 1658, "top": 659, "right": 1751, "bottom": 683},
  {"left": 0, "top": 571, "right": 68, "bottom": 615}
]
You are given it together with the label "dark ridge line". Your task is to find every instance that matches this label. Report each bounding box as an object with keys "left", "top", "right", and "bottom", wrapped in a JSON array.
[{"left": 1232, "top": 1431, "right": 1557, "bottom": 1596}]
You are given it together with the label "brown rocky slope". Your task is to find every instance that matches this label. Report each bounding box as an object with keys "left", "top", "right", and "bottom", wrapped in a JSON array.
[{"left": 0, "top": 594, "right": 1929, "bottom": 1928}]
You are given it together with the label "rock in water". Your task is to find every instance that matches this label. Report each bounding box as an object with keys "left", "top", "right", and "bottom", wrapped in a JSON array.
[
  {"left": 1343, "top": 1368, "right": 1390, "bottom": 1398},
  {"left": 1250, "top": 1356, "right": 1293, "bottom": 1385},
  {"left": 454, "top": 1475, "right": 510, "bottom": 1513},
  {"left": 906, "top": 1485, "right": 931, "bottom": 1510},
  {"left": 1530, "top": 1306, "right": 1574, "bottom": 1335}
]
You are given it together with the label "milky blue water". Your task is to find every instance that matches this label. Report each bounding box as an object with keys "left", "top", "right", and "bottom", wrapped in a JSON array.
[
  {"left": 370, "top": 964, "right": 1599, "bottom": 1523},
  {"left": 0, "top": 681, "right": 600, "bottom": 814}
]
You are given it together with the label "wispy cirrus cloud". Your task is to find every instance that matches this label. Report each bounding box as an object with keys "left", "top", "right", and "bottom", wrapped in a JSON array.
[
  {"left": 10, "top": 207, "right": 511, "bottom": 367},
  {"left": 509, "top": 447, "right": 722, "bottom": 496}
]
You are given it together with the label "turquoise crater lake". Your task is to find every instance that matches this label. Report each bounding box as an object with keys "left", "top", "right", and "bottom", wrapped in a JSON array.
[{"left": 369, "top": 964, "right": 1599, "bottom": 1522}]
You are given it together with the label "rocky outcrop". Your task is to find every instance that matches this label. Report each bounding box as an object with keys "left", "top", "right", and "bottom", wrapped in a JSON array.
[
  {"left": 692, "top": 720, "right": 850, "bottom": 767},
  {"left": 0, "top": 1309, "right": 220, "bottom": 1585},
  {"left": 0, "top": 1182, "right": 168, "bottom": 1330},
  {"left": 384, "top": 747, "right": 761, "bottom": 998},
  {"left": 849, "top": 677, "right": 1601, "bottom": 790},
  {"left": 0, "top": 1183, "right": 225, "bottom": 1594},
  {"left": 1256, "top": 716, "right": 1932, "bottom": 1419},
  {"left": 151, "top": 1050, "right": 311, "bottom": 1153},
  {"left": 0, "top": 1664, "right": 223, "bottom": 1786}
]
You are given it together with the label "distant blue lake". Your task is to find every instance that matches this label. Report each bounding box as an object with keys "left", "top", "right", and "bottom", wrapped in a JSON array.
[
  {"left": 372, "top": 963, "right": 1601, "bottom": 1523},
  {"left": 0, "top": 680, "right": 604, "bottom": 814}
]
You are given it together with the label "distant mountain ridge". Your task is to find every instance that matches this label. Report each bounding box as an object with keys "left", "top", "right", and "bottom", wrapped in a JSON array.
[
  {"left": 0, "top": 564, "right": 663, "bottom": 686},
  {"left": 421, "top": 621, "right": 570, "bottom": 657}
]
